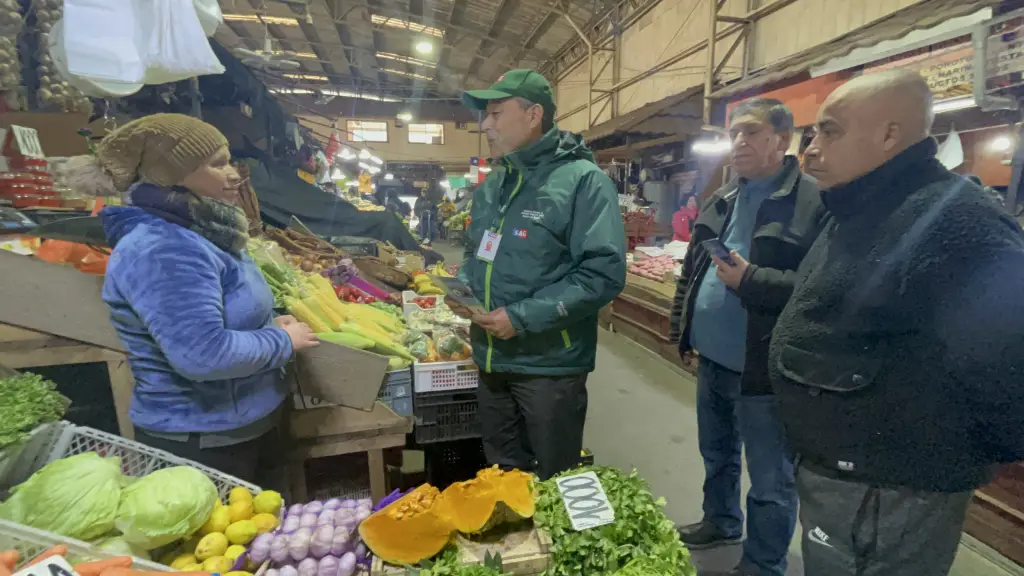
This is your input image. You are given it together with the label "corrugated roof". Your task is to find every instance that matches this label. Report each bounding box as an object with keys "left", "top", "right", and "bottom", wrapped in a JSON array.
[
  {"left": 583, "top": 85, "right": 703, "bottom": 142},
  {"left": 710, "top": 0, "right": 1001, "bottom": 100}
]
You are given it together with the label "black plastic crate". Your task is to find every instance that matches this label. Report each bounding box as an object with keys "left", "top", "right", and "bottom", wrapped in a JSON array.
[
  {"left": 378, "top": 369, "right": 413, "bottom": 416},
  {"left": 413, "top": 390, "right": 480, "bottom": 444},
  {"left": 424, "top": 439, "right": 488, "bottom": 489},
  {"left": 328, "top": 236, "right": 378, "bottom": 257},
  {"left": 304, "top": 452, "right": 372, "bottom": 501}
]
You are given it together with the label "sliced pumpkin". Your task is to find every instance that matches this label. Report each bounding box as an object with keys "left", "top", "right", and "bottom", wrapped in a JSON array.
[
  {"left": 357, "top": 484, "right": 452, "bottom": 565},
  {"left": 438, "top": 466, "right": 536, "bottom": 534}
]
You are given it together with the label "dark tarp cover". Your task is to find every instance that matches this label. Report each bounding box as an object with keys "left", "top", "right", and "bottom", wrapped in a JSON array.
[{"left": 242, "top": 158, "right": 441, "bottom": 263}]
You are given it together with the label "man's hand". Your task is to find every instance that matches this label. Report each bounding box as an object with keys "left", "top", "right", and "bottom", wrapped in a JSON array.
[
  {"left": 274, "top": 315, "right": 298, "bottom": 329},
  {"left": 473, "top": 308, "right": 517, "bottom": 340},
  {"left": 445, "top": 296, "right": 475, "bottom": 319},
  {"left": 713, "top": 250, "right": 749, "bottom": 290}
]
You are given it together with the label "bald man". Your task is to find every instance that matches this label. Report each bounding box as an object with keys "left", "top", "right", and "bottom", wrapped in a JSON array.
[{"left": 769, "top": 70, "right": 1024, "bottom": 575}]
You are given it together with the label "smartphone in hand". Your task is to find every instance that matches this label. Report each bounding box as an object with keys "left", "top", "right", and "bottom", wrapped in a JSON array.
[{"left": 701, "top": 238, "right": 735, "bottom": 266}]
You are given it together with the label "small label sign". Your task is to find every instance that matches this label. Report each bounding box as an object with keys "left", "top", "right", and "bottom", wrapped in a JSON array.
[
  {"left": 13, "top": 555, "right": 80, "bottom": 576},
  {"left": 555, "top": 471, "right": 615, "bottom": 531},
  {"left": 11, "top": 125, "right": 45, "bottom": 158}
]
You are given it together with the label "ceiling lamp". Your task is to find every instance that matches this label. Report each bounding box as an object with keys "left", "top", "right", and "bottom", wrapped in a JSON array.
[
  {"left": 267, "top": 87, "right": 402, "bottom": 103},
  {"left": 415, "top": 41, "right": 433, "bottom": 55},
  {"left": 397, "top": 112, "right": 413, "bottom": 121},
  {"left": 377, "top": 52, "right": 436, "bottom": 68},
  {"left": 989, "top": 134, "right": 1013, "bottom": 153},
  {"left": 381, "top": 68, "right": 434, "bottom": 81},
  {"left": 933, "top": 96, "right": 976, "bottom": 114},
  {"left": 692, "top": 139, "right": 732, "bottom": 155},
  {"left": 370, "top": 156, "right": 384, "bottom": 165},
  {"left": 359, "top": 149, "right": 372, "bottom": 160},
  {"left": 283, "top": 73, "right": 328, "bottom": 81},
  {"left": 384, "top": 173, "right": 395, "bottom": 180}
]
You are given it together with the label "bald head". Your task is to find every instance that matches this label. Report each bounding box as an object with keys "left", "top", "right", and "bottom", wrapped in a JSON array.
[{"left": 804, "top": 70, "right": 936, "bottom": 189}]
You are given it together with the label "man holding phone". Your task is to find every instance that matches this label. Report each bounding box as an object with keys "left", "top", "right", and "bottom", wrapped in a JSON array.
[{"left": 669, "top": 99, "right": 825, "bottom": 576}]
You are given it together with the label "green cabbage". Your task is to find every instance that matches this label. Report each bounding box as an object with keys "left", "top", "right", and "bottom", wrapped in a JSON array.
[
  {"left": 114, "top": 466, "right": 217, "bottom": 550},
  {"left": 0, "top": 452, "right": 123, "bottom": 540}
]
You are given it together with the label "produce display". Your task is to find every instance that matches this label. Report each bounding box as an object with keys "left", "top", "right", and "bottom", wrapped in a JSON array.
[
  {"left": 265, "top": 228, "right": 347, "bottom": 274},
  {"left": 534, "top": 467, "right": 695, "bottom": 576},
  {"left": 252, "top": 498, "right": 371, "bottom": 576},
  {"left": 409, "top": 296, "right": 437, "bottom": 309},
  {"left": 0, "top": 544, "right": 210, "bottom": 576},
  {"left": 0, "top": 372, "right": 67, "bottom": 449},
  {"left": 628, "top": 254, "right": 676, "bottom": 282},
  {"left": 33, "top": 0, "right": 92, "bottom": 113},
  {"left": 358, "top": 467, "right": 535, "bottom": 566},
  {"left": 404, "top": 329, "right": 471, "bottom": 363},
  {"left": 0, "top": 0, "right": 23, "bottom": 109}
]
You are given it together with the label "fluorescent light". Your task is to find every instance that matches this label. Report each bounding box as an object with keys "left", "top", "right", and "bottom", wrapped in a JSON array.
[
  {"left": 415, "top": 41, "right": 433, "bottom": 55},
  {"left": 223, "top": 14, "right": 298, "bottom": 26},
  {"left": 990, "top": 135, "right": 1013, "bottom": 152},
  {"left": 397, "top": 112, "right": 413, "bottom": 121},
  {"left": 359, "top": 149, "right": 371, "bottom": 160},
  {"left": 369, "top": 166, "right": 381, "bottom": 175},
  {"left": 692, "top": 139, "right": 732, "bottom": 155},
  {"left": 381, "top": 68, "right": 434, "bottom": 81},
  {"left": 275, "top": 50, "right": 317, "bottom": 59},
  {"left": 933, "top": 96, "right": 975, "bottom": 114},
  {"left": 440, "top": 180, "right": 451, "bottom": 188},
  {"left": 267, "top": 87, "right": 402, "bottom": 103},
  {"left": 358, "top": 162, "right": 374, "bottom": 171},
  {"left": 370, "top": 156, "right": 384, "bottom": 165},
  {"left": 338, "top": 148, "right": 355, "bottom": 159},
  {"left": 377, "top": 52, "right": 436, "bottom": 68},
  {"left": 479, "top": 166, "right": 491, "bottom": 173},
  {"left": 371, "top": 15, "right": 443, "bottom": 37},
  {"left": 384, "top": 173, "right": 395, "bottom": 180},
  {"left": 283, "top": 73, "right": 328, "bottom": 81},
  {"left": 463, "top": 173, "right": 472, "bottom": 179},
  {"left": 347, "top": 181, "right": 358, "bottom": 187}
]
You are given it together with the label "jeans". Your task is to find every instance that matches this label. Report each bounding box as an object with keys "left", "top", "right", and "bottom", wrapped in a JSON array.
[{"left": 696, "top": 357, "right": 798, "bottom": 576}]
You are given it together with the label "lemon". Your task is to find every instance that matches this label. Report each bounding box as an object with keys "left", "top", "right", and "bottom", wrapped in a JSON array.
[
  {"left": 225, "top": 520, "right": 258, "bottom": 545},
  {"left": 251, "top": 513, "right": 279, "bottom": 534},
  {"left": 182, "top": 564, "right": 202, "bottom": 572},
  {"left": 252, "top": 490, "right": 283, "bottom": 516},
  {"left": 202, "top": 556, "right": 234, "bottom": 573},
  {"left": 225, "top": 572, "right": 254, "bottom": 576},
  {"left": 224, "top": 545, "right": 247, "bottom": 563},
  {"left": 228, "top": 487, "right": 254, "bottom": 505},
  {"left": 200, "top": 506, "right": 232, "bottom": 535},
  {"left": 169, "top": 553, "right": 197, "bottom": 570},
  {"left": 194, "top": 532, "right": 229, "bottom": 561},
  {"left": 227, "top": 499, "right": 255, "bottom": 523}
]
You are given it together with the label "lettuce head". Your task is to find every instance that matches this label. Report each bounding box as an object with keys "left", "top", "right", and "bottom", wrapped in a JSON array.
[
  {"left": 114, "top": 466, "right": 217, "bottom": 550},
  {"left": 0, "top": 452, "right": 123, "bottom": 540}
]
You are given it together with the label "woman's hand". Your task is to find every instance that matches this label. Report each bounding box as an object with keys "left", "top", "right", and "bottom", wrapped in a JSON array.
[
  {"left": 275, "top": 315, "right": 298, "bottom": 329},
  {"left": 283, "top": 321, "right": 320, "bottom": 351}
]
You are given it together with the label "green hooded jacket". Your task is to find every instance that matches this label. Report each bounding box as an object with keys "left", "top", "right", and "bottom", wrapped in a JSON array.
[{"left": 458, "top": 127, "right": 626, "bottom": 375}]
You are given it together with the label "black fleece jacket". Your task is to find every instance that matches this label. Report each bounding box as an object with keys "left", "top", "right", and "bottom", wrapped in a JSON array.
[{"left": 770, "top": 138, "right": 1024, "bottom": 492}]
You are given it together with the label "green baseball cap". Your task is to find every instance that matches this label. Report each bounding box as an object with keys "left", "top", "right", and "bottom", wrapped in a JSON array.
[{"left": 462, "top": 69, "right": 556, "bottom": 117}]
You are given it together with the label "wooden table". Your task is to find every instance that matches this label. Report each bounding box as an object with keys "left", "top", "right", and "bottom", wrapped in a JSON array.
[
  {"left": 0, "top": 322, "right": 135, "bottom": 439},
  {"left": 610, "top": 274, "right": 697, "bottom": 374},
  {"left": 288, "top": 402, "right": 413, "bottom": 503}
]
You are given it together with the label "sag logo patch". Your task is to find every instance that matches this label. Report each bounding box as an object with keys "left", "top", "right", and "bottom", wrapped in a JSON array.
[{"left": 512, "top": 228, "right": 528, "bottom": 239}]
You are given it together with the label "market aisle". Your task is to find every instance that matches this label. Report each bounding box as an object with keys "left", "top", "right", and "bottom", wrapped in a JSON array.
[{"left": 584, "top": 330, "right": 1023, "bottom": 576}]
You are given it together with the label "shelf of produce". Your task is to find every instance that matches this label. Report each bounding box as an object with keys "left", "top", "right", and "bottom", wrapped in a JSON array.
[
  {"left": 0, "top": 323, "right": 135, "bottom": 439},
  {"left": 288, "top": 402, "right": 413, "bottom": 504}
]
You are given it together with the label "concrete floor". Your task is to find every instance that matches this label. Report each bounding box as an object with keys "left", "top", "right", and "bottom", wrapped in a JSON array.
[{"left": 583, "top": 330, "right": 1023, "bottom": 576}]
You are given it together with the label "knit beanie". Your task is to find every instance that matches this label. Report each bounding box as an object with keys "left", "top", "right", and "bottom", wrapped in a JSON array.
[{"left": 64, "top": 114, "right": 228, "bottom": 195}]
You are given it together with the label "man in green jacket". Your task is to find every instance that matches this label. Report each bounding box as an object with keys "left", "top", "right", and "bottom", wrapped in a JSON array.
[{"left": 454, "top": 69, "right": 626, "bottom": 480}]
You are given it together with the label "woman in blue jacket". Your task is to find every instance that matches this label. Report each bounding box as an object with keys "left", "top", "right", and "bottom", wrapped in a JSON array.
[{"left": 66, "top": 114, "right": 319, "bottom": 483}]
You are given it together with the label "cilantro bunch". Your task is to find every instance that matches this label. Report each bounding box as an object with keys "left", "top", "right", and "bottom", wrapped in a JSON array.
[
  {"left": 0, "top": 372, "right": 68, "bottom": 448},
  {"left": 535, "top": 466, "right": 696, "bottom": 576}
]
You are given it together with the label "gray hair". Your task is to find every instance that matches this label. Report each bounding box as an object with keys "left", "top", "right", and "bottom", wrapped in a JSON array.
[
  {"left": 729, "top": 98, "right": 794, "bottom": 134},
  {"left": 512, "top": 96, "right": 553, "bottom": 131}
]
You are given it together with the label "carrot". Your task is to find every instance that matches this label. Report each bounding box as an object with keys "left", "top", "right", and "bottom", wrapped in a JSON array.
[
  {"left": 0, "top": 563, "right": 11, "bottom": 576},
  {"left": 73, "top": 557, "right": 133, "bottom": 576},
  {"left": 0, "top": 551, "right": 18, "bottom": 570},
  {"left": 26, "top": 545, "right": 67, "bottom": 567},
  {"left": 100, "top": 569, "right": 211, "bottom": 576}
]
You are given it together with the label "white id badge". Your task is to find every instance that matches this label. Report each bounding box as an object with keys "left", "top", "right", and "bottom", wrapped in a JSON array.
[{"left": 476, "top": 230, "right": 503, "bottom": 263}]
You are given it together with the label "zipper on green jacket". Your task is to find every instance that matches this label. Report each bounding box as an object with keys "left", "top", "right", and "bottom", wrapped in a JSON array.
[
  {"left": 483, "top": 165, "right": 524, "bottom": 373},
  {"left": 561, "top": 329, "right": 571, "bottom": 349}
]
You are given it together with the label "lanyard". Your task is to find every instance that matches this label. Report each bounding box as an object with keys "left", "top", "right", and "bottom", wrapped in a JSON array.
[{"left": 490, "top": 166, "right": 523, "bottom": 233}]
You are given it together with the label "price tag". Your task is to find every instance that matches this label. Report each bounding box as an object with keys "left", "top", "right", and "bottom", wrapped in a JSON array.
[
  {"left": 11, "top": 125, "right": 45, "bottom": 158},
  {"left": 13, "top": 555, "right": 80, "bottom": 576},
  {"left": 555, "top": 471, "right": 616, "bottom": 531}
]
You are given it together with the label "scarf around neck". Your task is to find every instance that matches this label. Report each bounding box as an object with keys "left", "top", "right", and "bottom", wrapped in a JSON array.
[{"left": 131, "top": 182, "right": 249, "bottom": 254}]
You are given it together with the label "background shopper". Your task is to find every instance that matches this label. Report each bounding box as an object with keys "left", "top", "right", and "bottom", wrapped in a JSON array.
[
  {"left": 670, "top": 99, "right": 826, "bottom": 576},
  {"left": 453, "top": 69, "right": 626, "bottom": 480},
  {"left": 66, "top": 114, "right": 319, "bottom": 485},
  {"left": 773, "top": 70, "right": 1024, "bottom": 576}
]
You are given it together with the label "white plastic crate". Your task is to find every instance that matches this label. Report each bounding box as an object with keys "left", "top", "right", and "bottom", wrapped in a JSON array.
[
  {"left": 45, "top": 422, "right": 261, "bottom": 499},
  {"left": 0, "top": 519, "right": 169, "bottom": 571},
  {"left": 413, "top": 360, "right": 479, "bottom": 393},
  {"left": 0, "top": 422, "right": 62, "bottom": 491},
  {"left": 401, "top": 290, "right": 439, "bottom": 318}
]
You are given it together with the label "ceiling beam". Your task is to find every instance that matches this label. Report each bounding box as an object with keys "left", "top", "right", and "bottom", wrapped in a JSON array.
[
  {"left": 510, "top": 1, "right": 562, "bottom": 66},
  {"left": 324, "top": 0, "right": 378, "bottom": 92},
  {"left": 466, "top": 0, "right": 522, "bottom": 78},
  {"left": 278, "top": 1, "right": 350, "bottom": 87}
]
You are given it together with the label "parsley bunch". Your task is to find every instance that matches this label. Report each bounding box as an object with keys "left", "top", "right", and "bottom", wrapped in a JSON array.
[
  {"left": 535, "top": 466, "right": 696, "bottom": 576},
  {"left": 0, "top": 372, "right": 68, "bottom": 448}
]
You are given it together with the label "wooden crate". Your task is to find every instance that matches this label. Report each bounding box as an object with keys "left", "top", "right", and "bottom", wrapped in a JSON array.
[{"left": 370, "top": 526, "right": 550, "bottom": 575}]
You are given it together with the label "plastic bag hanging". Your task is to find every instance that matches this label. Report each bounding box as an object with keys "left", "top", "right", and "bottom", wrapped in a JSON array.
[
  {"left": 193, "top": 0, "right": 223, "bottom": 36},
  {"left": 140, "top": 0, "right": 224, "bottom": 84}
]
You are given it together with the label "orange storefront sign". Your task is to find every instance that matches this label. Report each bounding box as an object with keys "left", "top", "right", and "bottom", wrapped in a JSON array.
[{"left": 725, "top": 73, "right": 849, "bottom": 128}]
